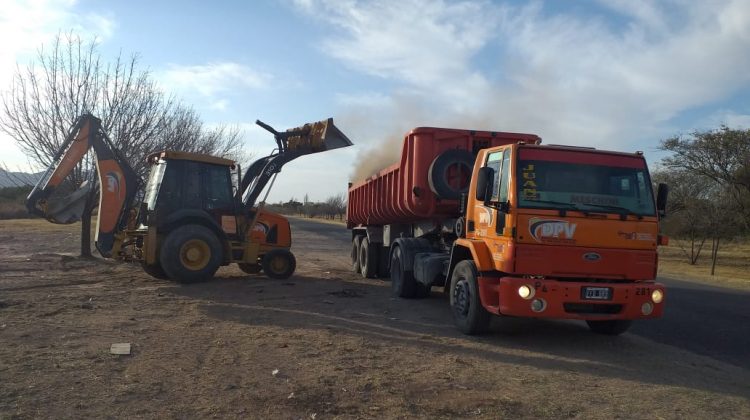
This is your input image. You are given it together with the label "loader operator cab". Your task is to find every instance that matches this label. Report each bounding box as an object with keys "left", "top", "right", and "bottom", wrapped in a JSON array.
[{"left": 142, "top": 151, "right": 238, "bottom": 236}]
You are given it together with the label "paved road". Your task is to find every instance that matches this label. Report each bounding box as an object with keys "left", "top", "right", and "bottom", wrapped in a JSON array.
[{"left": 290, "top": 217, "right": 750, "bottom": 370}]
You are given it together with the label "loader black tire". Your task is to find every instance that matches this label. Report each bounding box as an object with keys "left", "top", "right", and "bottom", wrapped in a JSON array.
[
  {"left": 351, "top": 236, "right": 363, "bottom": 273},
  {"left": 160, "top": 224, "right": 222, "bottom": 284},
  {"left": 428, "top": 149, "right": 474, "bottom": 200},
  {"left": 262, "top": 249, "right": 296, "bottom": 280},
  {"left": 359, "top": 237, "right": 378, "bottom": 278},
  {"left": 141, "top": 262, "right": 169, "bottom": 280},
  {"left": 450, "top": 260, "right": 491, "bottom": 335},
  {"left": 390, "top": 246, "right": 417, "bottom": 298}
]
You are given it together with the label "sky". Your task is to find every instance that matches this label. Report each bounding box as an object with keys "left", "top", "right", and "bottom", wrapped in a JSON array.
[{"left": 1, "top": 0, "right": 750, "bottom": 202}]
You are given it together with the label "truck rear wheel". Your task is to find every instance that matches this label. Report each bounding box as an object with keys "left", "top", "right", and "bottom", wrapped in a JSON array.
[
  {"left": 351, "top": 236, "right": 362, "bottom": 273},
  {"left": 160, "top": 224, "right": 222, "bottom": 283},
  {"left": 262, "top": 249, "right": 296, "bottom": 280},
  {"left": 359, "top": 237, "right": 378, "bottom": 278},
  {"left": 390, "top": 246, "right": 417, "bottom": 298},
  {"left": 450, "top": 260, "right": 491, "bottom": 335},
  {"left": 586, "top": 320, "right": 632, "bottom": 335}
]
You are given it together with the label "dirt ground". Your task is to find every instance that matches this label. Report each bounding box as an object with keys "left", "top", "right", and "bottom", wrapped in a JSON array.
[{"left": 1, "top": 219, "right": 749, "bottom": 419}]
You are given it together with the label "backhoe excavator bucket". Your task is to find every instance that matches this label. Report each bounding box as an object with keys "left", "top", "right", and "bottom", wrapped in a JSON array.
[
  {"left": 42, "top": 181, "right": 93, "bottom": 224},
  {"left": 285, "top": 118, "right": 353, "bottom": 154}
]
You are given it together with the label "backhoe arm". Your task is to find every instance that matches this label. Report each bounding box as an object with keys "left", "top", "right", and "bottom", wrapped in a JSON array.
[{"left": 26, "top": 114, "right": 139, "bottom": 257}]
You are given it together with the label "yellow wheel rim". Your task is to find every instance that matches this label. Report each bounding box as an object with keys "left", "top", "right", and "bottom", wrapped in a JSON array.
[
  {"left": 269, "top": 255, "right": 288, "bottom": 274},
  {"left": 179, "top": 239, "right": 211, "bottom": 271}
]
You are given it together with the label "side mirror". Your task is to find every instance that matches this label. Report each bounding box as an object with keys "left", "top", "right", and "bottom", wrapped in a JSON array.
[
  {"left": 475, "top": 167, "right": 494, "bottom": 202},
  {"left": 656, "top": 183, "right": 669, "bottom": 217}
]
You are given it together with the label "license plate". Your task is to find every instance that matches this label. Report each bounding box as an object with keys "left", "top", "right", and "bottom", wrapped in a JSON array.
[{"left": 582, "top": 287, "right": 612, "bottom": 300}]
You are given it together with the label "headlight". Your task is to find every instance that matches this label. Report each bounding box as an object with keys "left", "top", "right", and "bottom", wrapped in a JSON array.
[
  {"left": 651, "top": 289, "right": 664, "bottom": 304},
  {"left": 518, "top": 285, "right": 534, "bottom": 300}
]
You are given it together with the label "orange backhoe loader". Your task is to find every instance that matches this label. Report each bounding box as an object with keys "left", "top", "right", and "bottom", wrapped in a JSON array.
[{"left": 26, "top": 114, "right": 352, "bottom": 282}]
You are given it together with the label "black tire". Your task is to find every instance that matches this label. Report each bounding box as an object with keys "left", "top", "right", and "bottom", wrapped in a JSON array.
[
  {"left": 351, "top": 236, "right": 362, "bottom": 273},
  {"left": 359, "top": 237, "right": 378, "bottom": 278},
  {"left": 238, "top": 263, "right": 262, "bottom": 275},
  {"left": 262, "top": 249, "right": 296, "bottom": 280},
  {"left": 449, "top": 260, "right": 491, "bottom": 335},
  {"left": 586, "top": 320, "right": 632, "bottom": 335},
  {"left": 160, "top": 224, "right": 223, "bottom": 284},
  {"left": 390, "top": 246, "right": 417, "bottom": 298},
  {"left": 377, "top": 245, "right": 389, "bottom": 279},
  {"left": 141, "top": 262, "right": 169, "bottom": 280},
  {"left": 428, "top": 149, "right": 474, "bottom": 200}
]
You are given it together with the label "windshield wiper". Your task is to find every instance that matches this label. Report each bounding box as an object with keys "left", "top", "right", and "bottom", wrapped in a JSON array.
[
  {"left": 524, "top": 200, "right": 588, "bottom": 217},
  {"left": 578, "top": 203, "right": 643, "bottom": 220}
]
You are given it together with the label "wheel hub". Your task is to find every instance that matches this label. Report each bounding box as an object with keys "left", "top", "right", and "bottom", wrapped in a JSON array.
[
  {"left": 180, "top": 239, "right": 210, "bottom": 271},
  {"left": 453, "top": 279, "right": 470, "bottom": 316}
]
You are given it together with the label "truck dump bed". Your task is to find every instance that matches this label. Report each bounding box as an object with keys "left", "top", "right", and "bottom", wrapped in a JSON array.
[{"left": 347, "top": 127, "right": 540, "bottom": 227}]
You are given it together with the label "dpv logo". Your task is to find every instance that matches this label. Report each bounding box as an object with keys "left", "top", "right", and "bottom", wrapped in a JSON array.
[{"left": 529, "top": 218, "right": 577, "bottom": 243}]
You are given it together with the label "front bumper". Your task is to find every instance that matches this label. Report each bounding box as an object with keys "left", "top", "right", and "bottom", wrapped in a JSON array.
[{"left": 478, "top": 276, "right": 665, "bottom": 320}]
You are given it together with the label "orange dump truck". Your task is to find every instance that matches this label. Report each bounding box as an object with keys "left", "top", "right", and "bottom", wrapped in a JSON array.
[{"left": 347, "top": 127, "right": 669, "bottom": 335}]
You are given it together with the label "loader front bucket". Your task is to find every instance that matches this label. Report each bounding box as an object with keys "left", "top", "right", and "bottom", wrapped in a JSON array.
[{"left": 285, "top": 118, "right": 353, "bottom": 154}]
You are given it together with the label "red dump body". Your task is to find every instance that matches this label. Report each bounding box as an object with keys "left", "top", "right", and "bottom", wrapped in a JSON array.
[{"left": 347, "top": 127, "right": 541, "bottom": 227}]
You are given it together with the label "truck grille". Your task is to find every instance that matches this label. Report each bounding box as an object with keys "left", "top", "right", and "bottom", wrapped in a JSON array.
[{"left": 563, "top": 303, "right": 623, "bottom": 314}]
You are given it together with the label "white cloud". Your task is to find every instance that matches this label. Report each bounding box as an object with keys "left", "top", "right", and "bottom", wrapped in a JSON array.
[
  {"left": 294, "top": 0, "right": 750, "bottom": 166},
  {"left": 160, "top": 62, "right": 272, "bottom": 99}
]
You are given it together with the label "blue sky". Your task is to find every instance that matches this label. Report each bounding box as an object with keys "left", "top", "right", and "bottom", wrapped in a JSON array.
[{"left": 1, "top": 0, "right": 750, "bottom": 202}]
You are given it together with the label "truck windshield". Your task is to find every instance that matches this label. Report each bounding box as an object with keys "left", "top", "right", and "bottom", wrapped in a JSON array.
[
  {"left": 143, "top": 161, "right": 166, "bottom": 211},
  {"left": 516, "top": 149, "right": 656, "bottom": 216}
]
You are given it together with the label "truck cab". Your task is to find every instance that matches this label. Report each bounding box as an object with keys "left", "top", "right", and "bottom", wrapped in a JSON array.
[{"left": 449, "top": 143, "right": 667, "bottom": 334}]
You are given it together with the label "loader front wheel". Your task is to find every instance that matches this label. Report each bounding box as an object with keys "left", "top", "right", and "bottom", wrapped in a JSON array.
[
  {"left": 141, "top": 262, "right": 169, "bottom": 280},
  {"left": 262, "top": 249, "right": 296, "bottom": 280},
  {"left": 160, "top": 224, "right": 222, "bottom": 283}
]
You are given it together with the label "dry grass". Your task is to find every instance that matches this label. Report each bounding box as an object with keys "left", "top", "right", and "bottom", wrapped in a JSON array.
[
  {"left": 287, "top": 215, "right": 347, "bottom": 226},
  {"left": 658, "top": 239, "right": 750, "bottom": 290}
]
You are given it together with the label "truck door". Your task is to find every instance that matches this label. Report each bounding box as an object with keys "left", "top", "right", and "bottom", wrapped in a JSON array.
[{"left": 475, "top": 149, "right": 514, "bottom": 269}]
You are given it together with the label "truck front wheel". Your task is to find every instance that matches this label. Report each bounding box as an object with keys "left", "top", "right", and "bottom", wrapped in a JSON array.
[
  {"left": 160, "top": 224, "right": 223, "bottom": 283},
  {"left": 586, "top": 320, "right": 632, "bottom": 335},
  {"left": 390, "top": 246, "right": 417, "bottom": 298},
  {"left": 450, "top": 260, "right": 491, "bottom": 335}
]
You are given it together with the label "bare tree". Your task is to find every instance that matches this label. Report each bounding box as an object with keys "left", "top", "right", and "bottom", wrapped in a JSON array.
[
  {"left": 0, "top": 32, "right": 243, "bottom": 257},
  {"left": 660, "top": 126, "right": 750, "bottom": 228}
]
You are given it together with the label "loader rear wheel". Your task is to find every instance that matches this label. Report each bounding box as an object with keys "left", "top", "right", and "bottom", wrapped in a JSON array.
[
  {"left": 586, "top": 320, "right": 632, "bottom": 335},
  {"left": 390, "top": 246, "right": 416, "bottom": 298},
  {"left": 359, "top": 237, "right": 378, "bottom": 278},
  {"left": 160, "top": 224, "right": 222, "bottom": 283},
  {"left": 450, "top": 260, "right": 491, "bottom": 335},
  {"left": 262, "top": 249, "right": 296, "bottom": 280},
  {"left": 351, "top": 236, "right": 363, "bottom": 273},
  {"left": 141, "top": 262, "right": 169, "bottom": 280}
]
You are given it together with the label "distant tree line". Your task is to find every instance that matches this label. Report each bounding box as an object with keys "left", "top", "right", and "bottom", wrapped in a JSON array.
[
  {"left": 654, "top": 126, "right": 750, "bottom": 274},
  {"left": 266, "top": 193, "right": 347, "bottom": 220}
]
